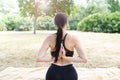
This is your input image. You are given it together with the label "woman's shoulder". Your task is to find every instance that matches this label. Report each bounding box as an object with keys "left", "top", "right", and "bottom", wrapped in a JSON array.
[
  {"left": 67, "top": 33, "right": 78, "bottom": 40},
  {"left": 66, "top": 33, "right": 80, "bottom": 47},
  {"left": 67, "top": 33, "right": 80, "bottom": 45},
  {"left": 46, "top": 33, "right": 56, "bottom": 40}
]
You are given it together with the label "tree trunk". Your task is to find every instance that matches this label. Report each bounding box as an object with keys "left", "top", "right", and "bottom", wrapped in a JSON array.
[{"left": 33, "top": 2, "right": 38, "bottom": 34}]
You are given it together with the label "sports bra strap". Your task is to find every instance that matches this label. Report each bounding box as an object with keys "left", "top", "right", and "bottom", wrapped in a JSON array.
[
  {"left": 63, "top": 33, "right": 67, "bottom": 40},
  {"left": 61, "top": 33, "right": 68, "bottom": 50},
  {"left": 63, "top": 33, "right": 68, "bottom": 40},
  {"left": 61, "top": 33, "right": 68, "bottom": 43}
]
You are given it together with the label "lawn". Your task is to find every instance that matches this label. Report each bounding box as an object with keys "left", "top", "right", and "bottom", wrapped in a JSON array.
[{"left": 0, "top": 31, "right": 120, "bottom": 71}]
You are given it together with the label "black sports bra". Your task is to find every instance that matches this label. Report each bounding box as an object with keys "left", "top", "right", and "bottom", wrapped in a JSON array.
[{"left": 51, "top": 33, "right": 74, "bottom": 57}]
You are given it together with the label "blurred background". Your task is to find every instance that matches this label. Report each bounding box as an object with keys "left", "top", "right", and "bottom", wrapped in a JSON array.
[{"left": 0, "top": 0, "right": 120, "bottom": 71}]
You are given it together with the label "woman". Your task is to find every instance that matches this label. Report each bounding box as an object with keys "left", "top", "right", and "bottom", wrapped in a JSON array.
[{"left": 36, "top": 12, "right": 87, "bottom": 80}]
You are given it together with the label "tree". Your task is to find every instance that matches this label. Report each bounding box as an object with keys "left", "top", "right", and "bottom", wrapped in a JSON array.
[
  {"left": 18, "top": 0, "right": 74, "bottom": 34},
  {"left": 46, "top": 0, "right": 74, "bottom": 16},
  {"left": 107, "top": 0, "right": 120, "bottom": 12},
  {"left": 18, "top": 0, "right": 38, "bottom": 34},
  {"left": 67, "top": 0, "right": 109, "bottom": 30},
  {"left": 76, "top": 0, "right": 108, "bottom": 21}
]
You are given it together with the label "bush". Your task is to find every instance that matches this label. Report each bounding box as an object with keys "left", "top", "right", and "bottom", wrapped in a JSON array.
[
  {"left": 37, "top": 16, "right": 79, "bottom": 30},
  {"left": 2, "top": 15, "right": 20, "bottom": 31},
  {"left": 77, "top": 12, "right": 120, "bottom": 33},
  {"left": 14, "top": 17, "right": 33, "bottom": 31},
  {"left": 68, "top": 17, "right": 79, "bottom": 30},
  {"left": 0, "top": 18, "right": 7, "bottom": 31},
  {"left": 2, "top": 15, "right": 33, "bottom": 31},
  {"left": 37, "top": 16, "right": 55, "bottom": 30}
]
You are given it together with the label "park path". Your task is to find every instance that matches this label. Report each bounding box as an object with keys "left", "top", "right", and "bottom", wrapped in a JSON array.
[{"left": 0, "top": 67, "right": 120, "bottom": 80}]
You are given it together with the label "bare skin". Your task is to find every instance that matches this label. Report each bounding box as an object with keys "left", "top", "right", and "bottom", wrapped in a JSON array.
[{"left": 36, "top": 28, "right": 87, "bottom": 66}]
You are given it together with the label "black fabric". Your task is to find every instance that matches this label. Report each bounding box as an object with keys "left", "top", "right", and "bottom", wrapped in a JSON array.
[
  {"left": 46, "top": 64, "right": 78, "bottom": 80},
  {"left": 51, "top": 33, "right": 74, "bottom": 57}
]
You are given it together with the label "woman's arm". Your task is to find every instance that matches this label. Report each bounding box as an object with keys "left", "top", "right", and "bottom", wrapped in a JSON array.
[
  {"left": 36, "top": 36, "right": 53, "bottom": 62},
  {"left": 62, "top": 56, "right": 87, "bottom": 63},
  {"left": 62, "top": 36, "right": 87, "bottom": 63}
]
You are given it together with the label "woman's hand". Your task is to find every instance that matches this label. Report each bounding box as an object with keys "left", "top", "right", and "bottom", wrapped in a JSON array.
[
  {"left": 61, "top": 43, "right": 66, "bottom": 59},
  {"left": 60, "top": 44, "right": 71, "bottom": 62},
  {"left": 58, "top": 43, "right": 66, "bottom": 59}
]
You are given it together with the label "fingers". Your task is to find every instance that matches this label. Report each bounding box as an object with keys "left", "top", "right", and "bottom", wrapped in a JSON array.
[
  {"left": 61, "top": 43, "right": 65, "bottom": 50},
  {"left": 61, "top": 43, "right": 66, "bottom": 56},
  {"left": 61, "top": 43, "right": 63, "bottom": 49},
  {"left": 58, "top": 44, "right": 63, "bottom": 57},
  {"left": 58, "top": 43, "right": 66, "bottom": 59}
]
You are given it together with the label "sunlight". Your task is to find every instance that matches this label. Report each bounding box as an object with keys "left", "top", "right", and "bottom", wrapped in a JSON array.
[
  {"left": 74, "top": 0, "right": 87, "bottom": 6},
  {"left": 40, "top": 0, "right": 48, "bottom": 10},
  {"left": 37, "top": 0, "right": 50, "bottom": 12}
]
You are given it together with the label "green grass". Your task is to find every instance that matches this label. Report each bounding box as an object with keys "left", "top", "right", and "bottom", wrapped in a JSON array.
[{"left": 0, "top": 31, "right": 120, "bottom": 71}]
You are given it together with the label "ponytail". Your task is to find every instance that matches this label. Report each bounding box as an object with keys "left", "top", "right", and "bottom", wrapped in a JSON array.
[
  {"left": 54, "top": 27, "right": 63, "bottom": 62},
  {"left": 54, "top": 12, "right": 67, "bottom": 62}
]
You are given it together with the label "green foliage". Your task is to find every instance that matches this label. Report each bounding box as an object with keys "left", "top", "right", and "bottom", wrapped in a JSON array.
[
  {"left": 107, "top": 0, "right": 120, "bottom": 12},
  {"left": 67, "top": 0, "right": 109, "bottom": 30},
  {"left": 79, "top": 0, "right": 108, "bottom": 19},
  {"left": 46, "top": 0, "right": 74, "bottom": 16},
  {"left": 3, "top": 15, "right": 21, "bottom": 31},
  {"left": 37, "top": 16, "right": 55, "bottom": 30},
  {"left": 68, "top": 16, "right": 79, "bottom": 30},
  {"left": 18, "top": 0, "right": 35, "bottom": 17},
  {"left": 18, "top": 0, "right": 74, "bottom": 17},
  {"left": 1, "top": 15, "right": 33, "bottom": 31},
  {"left": 77, "top": 12, "right": 120, "bottom": 33},
  {"left": 14, "top": 17, "right": 33, "bottom": 31},
  {"left": 18, "top": 0, "right": 74, "bottom": 34},
  {"left": 67, "top": 5, "right": 83, "bottom": 30},
  {"left": 0, "top": 18, "right": 7, "bottom": 31}
]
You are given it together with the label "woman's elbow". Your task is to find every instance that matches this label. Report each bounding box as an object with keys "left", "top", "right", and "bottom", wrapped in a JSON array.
[
  {"left": 83, "top": 58, "right": 87, "bottom": 63},
  {"left": 79, "top": 57, "right": 87, "bottom": 63},
  {"left": 36, "top": 57, "right": 40, "bottom": 62},
  {"left": 78, "top": 56, "right": 87, "bottom": 63},
  {"left": 36, "top": 57, "right": 42, "bottom": 62}
]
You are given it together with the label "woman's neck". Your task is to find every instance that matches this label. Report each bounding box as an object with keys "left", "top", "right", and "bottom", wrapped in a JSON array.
[{"left": 62, "top": 29, "right": 67, "bottom": 38}]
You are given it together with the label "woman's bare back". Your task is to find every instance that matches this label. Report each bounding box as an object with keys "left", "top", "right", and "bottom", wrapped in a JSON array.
[{"left": 49, "top": 33, "right": 76, "bottom": 65}]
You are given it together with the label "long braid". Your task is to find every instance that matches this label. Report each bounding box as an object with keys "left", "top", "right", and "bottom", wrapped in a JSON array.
[
  {"left": 54, "top": 27, "right": 63, "bottom": 62},
  {"left": 54, "top": 12, "right": 67, "bottom": 62}
]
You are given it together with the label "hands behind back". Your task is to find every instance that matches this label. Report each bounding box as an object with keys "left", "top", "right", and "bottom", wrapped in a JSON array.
[{"left": 58, "top": 43, "right": 66, "bottom": 59}]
